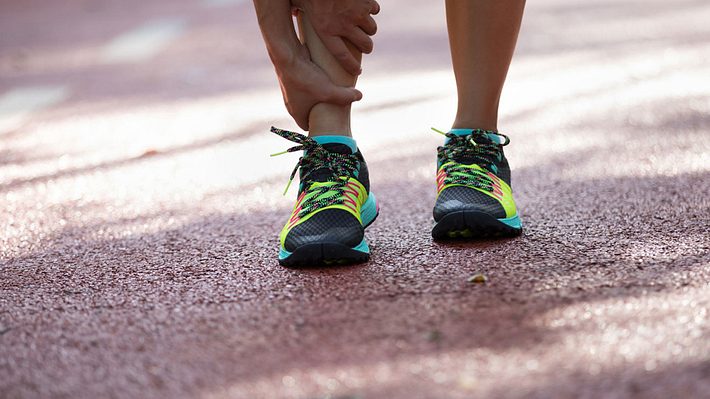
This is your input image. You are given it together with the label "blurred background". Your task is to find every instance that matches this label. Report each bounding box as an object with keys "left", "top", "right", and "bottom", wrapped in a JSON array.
[{"left": 1, "top": 0, "right": 709, "bottom": 398}]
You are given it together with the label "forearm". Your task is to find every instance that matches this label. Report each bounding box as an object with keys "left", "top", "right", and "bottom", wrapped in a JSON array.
[
  {"left": 297, "top": 11, "right": 361, "bottom": 135},
  {"left": 253, "top": 0, "right": 364, "bottom": 130},
  {"left": 253, "top": 0, "right": 301, "bottom": 64}
]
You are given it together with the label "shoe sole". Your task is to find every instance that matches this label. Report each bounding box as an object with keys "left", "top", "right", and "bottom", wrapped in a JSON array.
[
  {"left": 279, "top": 192, "right": 379, "bottom": 267},
  {"left": 279, "top": 241, "right": 371, "bottom": 267},
  {"left": 432, "top": 210, "right": 522, "bottom": 240}
]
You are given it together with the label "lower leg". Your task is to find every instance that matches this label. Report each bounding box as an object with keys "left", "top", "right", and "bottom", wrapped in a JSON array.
[
  {"left": 297, "top": 13, "right": 362, "bottom": 137},
  {"left": 446, "top": 0, "right": 526, "bottom": 131}
]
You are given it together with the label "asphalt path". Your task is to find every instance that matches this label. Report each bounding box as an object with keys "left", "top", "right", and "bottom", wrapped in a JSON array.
[{"left": 1, "top": 0, "right": 709, "bottom": 398}]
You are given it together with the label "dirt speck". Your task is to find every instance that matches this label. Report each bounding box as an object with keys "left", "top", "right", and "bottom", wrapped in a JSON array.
[{"left": 468, "top": 274, "right": 488, "bottom": 284}]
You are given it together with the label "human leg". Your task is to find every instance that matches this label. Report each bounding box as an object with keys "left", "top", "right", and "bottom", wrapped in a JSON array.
[
  {"left": 432, "top": 0, "right": 526, "bottom": 239},
  {"left": 446, "top": 0, "right": 526, "bottom": 131},
  {"left": 297, "top": 12, "right": 361, "bottom": 137},
  {"left": 272, "top": 11, "right": 377, "bottom": 266}
]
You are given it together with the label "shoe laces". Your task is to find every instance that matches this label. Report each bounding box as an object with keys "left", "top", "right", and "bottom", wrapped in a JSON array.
[
  {"left": 433, "top": 127, "right": 510, "bottom": 191},
  {"left": 270, "top": 127, "right": 359, "bottom": 216}
]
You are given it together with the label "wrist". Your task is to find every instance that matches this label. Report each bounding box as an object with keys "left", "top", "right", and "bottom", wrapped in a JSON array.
[{"left": 267, "top": 38, "right": 300, "bottom": 66}]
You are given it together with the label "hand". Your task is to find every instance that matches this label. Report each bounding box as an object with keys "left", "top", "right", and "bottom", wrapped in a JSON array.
[
  {"left": 291, "top": 0, "right": 380, "bottom": 75},
  {"left": 275, "top": 44, "right": 362, "bottom": 130}
]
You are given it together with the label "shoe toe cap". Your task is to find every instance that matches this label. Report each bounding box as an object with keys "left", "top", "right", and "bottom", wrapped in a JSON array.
[
  {"left": 434, "top": 187, "right": 506, "bottom": 221},
  {"left": 284, "top": 209, "right": 364, "bottom": 251}
]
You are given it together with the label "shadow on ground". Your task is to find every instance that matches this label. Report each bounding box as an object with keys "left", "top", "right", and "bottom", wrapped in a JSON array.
[{"left": 2, "top": 161, "right": 708, "bottom": 397}]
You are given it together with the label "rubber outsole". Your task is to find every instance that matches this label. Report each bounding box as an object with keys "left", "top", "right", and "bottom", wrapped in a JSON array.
[
  {"left": 279, "top": 193, "right": 379, "bottom": 267},
  {"left": 432, "top": 210, "right": 522, "bottom": 240},
  {"left": 278, "top": 242, "right": 371, "bottom": 267}
]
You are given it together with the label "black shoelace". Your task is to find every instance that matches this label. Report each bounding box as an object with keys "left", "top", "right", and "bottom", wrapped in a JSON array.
[{"left": 271, "top": 127, "right": 359, "bottom": 216}]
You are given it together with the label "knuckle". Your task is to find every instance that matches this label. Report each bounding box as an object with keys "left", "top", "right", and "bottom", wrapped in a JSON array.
[
  {"left": 359, "top": 37, "right": 373, "bottom": 52},
  {"left": 334, "top": 51, "right": 350, "bottom": 61}
]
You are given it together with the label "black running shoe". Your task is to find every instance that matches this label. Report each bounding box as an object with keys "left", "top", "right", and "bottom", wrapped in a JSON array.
[
  {"left": 432, "top": 128, "right": 523, "bottom": 239},
  {"left": 271, "top": 127, "right": 379, "bottom": 266}
]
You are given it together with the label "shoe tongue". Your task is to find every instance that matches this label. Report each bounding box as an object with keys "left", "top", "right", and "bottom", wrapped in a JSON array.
[
  {"left": 452, "top": 133, "right": 496, "bottom": 165},
  {"left": 302, "top": 143, "right": 355, "bottom": 183}
]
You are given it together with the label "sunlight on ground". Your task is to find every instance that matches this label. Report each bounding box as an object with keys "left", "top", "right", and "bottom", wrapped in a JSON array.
[
  {"left": 201, "top": 286, "right": 709, "bottom": 398},
  {"left": 2, "top": 38, "right": 709, "bottom": 251},
  {"left": 0, "top": 85, "right": 69, "bottom": 134},
  {"left": 1, "top": 0, "right": 709, "bottom": 397}
]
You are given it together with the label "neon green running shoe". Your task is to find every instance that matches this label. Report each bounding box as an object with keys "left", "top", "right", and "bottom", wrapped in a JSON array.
[
  {"left": 432, "top": 128, "right": 523, "bottom": 239},
  {"left": 271, "top": 127, "right": 379, "bottom": 267}
]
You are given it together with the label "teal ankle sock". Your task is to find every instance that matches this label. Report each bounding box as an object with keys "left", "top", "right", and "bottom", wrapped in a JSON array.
[
  {"left": 312, "top": 135, "right": 357, "bottom": 153},
  {"left": 449, "top": 128, "right": 474, "bottom": 136},
  {"left": 446, "top": 128, "right": 503, "bottom": 144}
]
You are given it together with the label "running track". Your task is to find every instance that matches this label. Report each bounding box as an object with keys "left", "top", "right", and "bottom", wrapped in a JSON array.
[{"left": 1, "top": 0, "right": 709, "bottom": 398}]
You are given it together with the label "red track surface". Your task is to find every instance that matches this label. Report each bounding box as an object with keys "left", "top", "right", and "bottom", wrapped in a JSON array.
[{"left": 1, "top": 0, "right": 709, "bottom": 398}]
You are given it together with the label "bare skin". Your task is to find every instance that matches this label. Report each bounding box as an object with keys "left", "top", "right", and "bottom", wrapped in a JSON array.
[
  {"left": 252, "top": 0, "right": 378, "bottom": 130},
  {"left": 297, "top": 11, "right": 361, "bottom": 137},
  {"left": 296, "top": 0, "right": 526, "bottom": 136},
  {"left": 446, "top": 0, "right": 527, "bottom": 131},
  {"left": 255, "top": 0, "right": 526, "bottom": 134},
  {"left": 293, "top": 0, "right": 379, "bottom": 75}
]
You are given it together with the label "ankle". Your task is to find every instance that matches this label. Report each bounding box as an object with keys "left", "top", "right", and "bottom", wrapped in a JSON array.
[
  {"left": 452, "top": 114, "right": 498, "bottom": 132},
  {"left": 308, "top": 103, "right": 352, "bottom": 137}
]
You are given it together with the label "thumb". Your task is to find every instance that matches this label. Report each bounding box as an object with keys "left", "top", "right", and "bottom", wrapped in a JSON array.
[{"left": 324, "top": 86, "right": 363, "bottom": 106}]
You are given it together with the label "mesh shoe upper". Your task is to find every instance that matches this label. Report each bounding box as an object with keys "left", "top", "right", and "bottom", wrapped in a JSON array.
[
  {"left": 284, "top": 208, "right": 363, "bottom": 251},
  {"left": 271, "top": 127, "right": 371, "bottom": 252},
  {"left": 434, "top": 186, "right": 506, "bottom": 220},
  {"left": 434, "top": 129, "right": 517, "bottom": 221}
]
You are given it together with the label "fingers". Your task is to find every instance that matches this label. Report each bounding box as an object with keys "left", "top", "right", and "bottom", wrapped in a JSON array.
[
  {"left": 289, "top": 86, "right": 362, "bottom": 131},
  {"left": 347, "top": 27, "right": 374, "bottom": 54},
  {"left": 321, "top": 35, "right": 362, "bottom": 75},
  {"left": 360, "top": 15, "right": 377, "bottom": 36},
  {"left": 370, "top": 0, "right": 380, "bottom": 15},
  {"left": 323, "top": 86, "right": 363, "bottom": 106}
]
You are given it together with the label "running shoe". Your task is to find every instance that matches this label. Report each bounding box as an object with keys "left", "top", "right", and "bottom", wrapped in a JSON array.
[
  {"left": 432, "top": 128, "right": 522, "bottom": 239},
  {"left": 271, "top": 127, "right": 379, "bottom": 266}
]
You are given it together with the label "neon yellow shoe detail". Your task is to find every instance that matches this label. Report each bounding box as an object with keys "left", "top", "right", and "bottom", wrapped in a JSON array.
[
  {"left": 432, "top": 128, "right": 522, "bottom": 239},
  {"left": 271, "top": 127, "right": 379, "bottom": 266}
]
